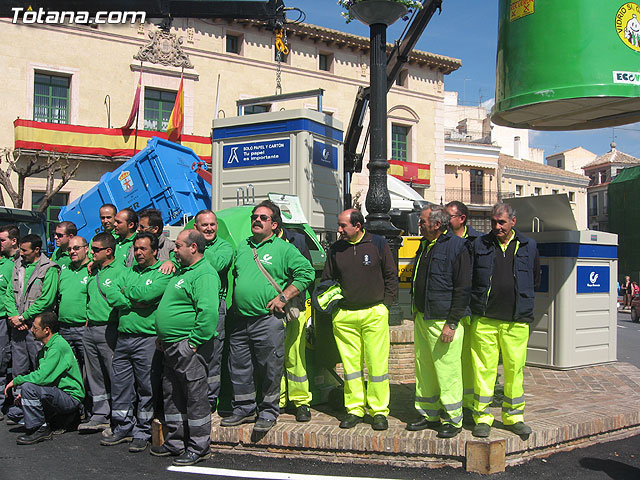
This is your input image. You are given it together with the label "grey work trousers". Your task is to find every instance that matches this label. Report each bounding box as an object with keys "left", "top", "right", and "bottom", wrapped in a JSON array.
[
  {"left": 207, "top": 299, "right": 226, "bottom": 410},
  {"left": 111, "top": 334, "right": 156, "bottom": 441},
  {"left": 229, "top": 313, "right": 285, "bottom": 421},
  {"left": 0, "top": 317, "right": 10, "bottom": 408},
  {"left": 59, "top": 325, "right": 86, "bottom": 374},
  {"left": 162, "top": 338, "right": 211, "bottom": 456},
  {"left": 20, "top": 382, "right": 80, "bottom": 430},
  {"left": 83, "top": 323, "right": 117, "bottom": 423},
  {"left": 11, "top": 321, "right": 40, "bottom": 379}
]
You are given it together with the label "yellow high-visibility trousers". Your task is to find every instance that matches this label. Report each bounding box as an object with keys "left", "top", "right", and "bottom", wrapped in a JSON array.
[
  {"left": 470, "top": 316, "right": 529, "bottom": 426},
  {"left": 280, "top": 307, "right": 312, "bottom": 408},
  {"left": 414, "top": 313, "right": 464, "bottom": 427},
  {"left": 332, "top": 304, "right": 390, "bottom": 417},
  {"left": 460, "top": 315, "right": 474, "bottom": 411}
]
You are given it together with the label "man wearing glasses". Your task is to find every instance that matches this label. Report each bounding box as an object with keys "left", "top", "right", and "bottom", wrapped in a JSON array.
[
  {"left": 407, "top": 205, "right": 471, "bottom": 438},
  {"left": 138, "top": 209, "right": 175, "bottom": 262},
  {"left": 52, "top": 221, "right": 77, "bottom": 269},
  {"left": 79, "top": 232, "right": 126, "bottom": 432},
  {"left": 222, "top": 201, "right": 314, "bottom": 433},
  {"left": 6, "top": 234, "right": 60, "bottom": 423},
  {"left": 445, "top": 200, "right": 483, "bottom": 424},
  {"left": 57, "top": 236, "right": 90, "bottom": 370}
]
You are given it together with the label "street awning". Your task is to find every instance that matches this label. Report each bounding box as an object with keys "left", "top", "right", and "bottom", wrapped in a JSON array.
[
  {"left": 388, "top": 159, "right": 430, "bottom": 186},
  {"left": 14, "top": 119, "right": 212, "bottom": 161}
]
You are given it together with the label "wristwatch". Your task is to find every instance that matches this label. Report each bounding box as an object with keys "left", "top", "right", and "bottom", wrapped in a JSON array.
[
  {"left": 446, "top": 322, "right": 458, "bottom": 330},
  {"left": 279, "top": 294, "right": 288, "bottom": 304},
  {"left": 18, "top": 314, "right": 24, "bottom": 323}
]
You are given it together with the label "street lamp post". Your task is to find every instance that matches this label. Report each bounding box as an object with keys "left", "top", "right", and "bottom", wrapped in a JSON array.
[{"left": 350, "top": 0, "right": 407, "bottom": 325}]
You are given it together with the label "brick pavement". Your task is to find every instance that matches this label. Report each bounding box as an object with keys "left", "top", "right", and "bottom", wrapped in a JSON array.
[{"left": 210, "top": 362, "right": 640, "bottom": 467}]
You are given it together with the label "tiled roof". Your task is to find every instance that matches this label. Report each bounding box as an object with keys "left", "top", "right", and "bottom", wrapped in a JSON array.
[
  {"left": 236, "top": 20, "right": 462, "bottom": 73},
  {"left": 583, "top": 144, "right": 640, "bottom": 169},
  {"left": 499, "top": 154, "right": 589, "bottom": 181}
]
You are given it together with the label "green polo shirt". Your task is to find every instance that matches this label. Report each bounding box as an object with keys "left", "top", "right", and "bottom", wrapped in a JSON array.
[
  {"left": 0, "top": 255, "right": 15, "bottom": 317},
  {"left": 86, "top": 260, "right": 127, "bottom": 326},
  {"left": 232, "top": 235, "right": 315, "bottom": 317},
  {"left": 51, "top": 248, "right": 72, "bottom": 269},
  {"left": 58, "top": 262, "right": 89, "bottom": 327},
  {"left": 13, "top": 333, "right": 85, "bottom": 402},
  {"left": 107, "top": 260, "right": 172, "bottom": 335},
  {"left": 204, "top": 236, "right": 234, "bottom": 298},
  {"left": 114, "top": 232, "right": 136, "bottom": 266},
  {"left": 155, "top": 257, "right": 220, "bottom": 346}
]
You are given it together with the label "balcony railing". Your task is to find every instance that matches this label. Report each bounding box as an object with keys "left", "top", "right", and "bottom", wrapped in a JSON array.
[{"left": 445, "top": 188, "right": 498, "bottom": 205}]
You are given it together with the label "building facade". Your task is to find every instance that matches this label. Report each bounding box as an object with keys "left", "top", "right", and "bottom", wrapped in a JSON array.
[
  {"left": 582, "top": 143, "right": 640, "bottom": 231},
  {"left": 0, "top": 17, "right": 461, "bottom": 222}
]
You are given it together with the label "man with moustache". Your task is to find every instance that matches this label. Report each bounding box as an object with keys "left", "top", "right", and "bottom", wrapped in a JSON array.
[
  {"left": 113, "top": 208, "right": 138, "bottom": 267},
  {"left": 222, "top": 201, "right": 314, "bottom": 433}
]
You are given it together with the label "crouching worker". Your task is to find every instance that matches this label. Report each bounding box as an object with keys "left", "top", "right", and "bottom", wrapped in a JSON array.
[{"left": 4, "top": 311, "right": 84, "bottom": 444}]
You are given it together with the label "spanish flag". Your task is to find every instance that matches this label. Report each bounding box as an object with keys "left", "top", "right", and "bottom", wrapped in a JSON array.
[{"left": 167, "top": 75, "right": 184, "bottom": 143}]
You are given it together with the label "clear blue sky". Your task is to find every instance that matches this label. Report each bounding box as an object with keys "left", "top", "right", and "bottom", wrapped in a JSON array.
[{"left": 288, "top": 0, "right": 640, "bottom": 159}]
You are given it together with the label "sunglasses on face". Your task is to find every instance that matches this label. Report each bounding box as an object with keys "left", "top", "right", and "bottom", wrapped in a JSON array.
[
  {"left": 54, "top": 233, "right": 66, "bottom": 238},
  {"left": 91, "top": 246, "right": 109, "bottom": 253},
  {"left": 250, "top": 214, "right": 271, "bottom": 222}
]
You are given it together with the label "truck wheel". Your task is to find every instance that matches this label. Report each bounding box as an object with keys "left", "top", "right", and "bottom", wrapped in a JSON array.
[{"left": 632, "top": 308, "right": 639, "bottom": 323}]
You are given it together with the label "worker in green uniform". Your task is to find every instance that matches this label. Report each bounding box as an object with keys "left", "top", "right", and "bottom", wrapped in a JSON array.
[
  {"left": 152, "top": 229, "right": 220, "bottom": 466},
  {"left": 114, "top": 208, "right": 138, "bottom": 267},
  {"left": 57, "top": 235, "right": 90, "bottom": 371},
  {"left": 222, "top": 201, "right": 314, "bottom": 433},
  {"left": 469, "top": 203, "right": 540, "bottom": 439},
  {"left": 78, "top": 232, "right": 127, "bottom": 432},
  {"left": 407, "top": 205, "right": 471, "bottom": 439},
  {"left": 0, "top": 224, "right": 20, "bottom": 419},
  {"left": 6, "top": 234, "right": 60, "bottom": 423},
  {"left": 193, "top": 209, "right": 234, "bottom": 412},
  {"left": 51, "top": 221, "right": 77, "bottom": 269},
  {"left": 101, "top": 232, "right": 172, "bottom": 453},
  {"left": 5, "top": 312, "right": 84, "bottom": 445},
  {"left": 445, "top": 200, "right": 483, "bottom": 425}
]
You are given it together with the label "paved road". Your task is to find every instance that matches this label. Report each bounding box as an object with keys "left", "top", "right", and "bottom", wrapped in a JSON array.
[
  {"left": 0, "top": 421, "right": 639, "bottom": 480},
  {"left": 1, "top": 313, "right": 638, "bottom": 479},
  {"left": 617, "top": 309, "right": 640, "bottom": 368}
]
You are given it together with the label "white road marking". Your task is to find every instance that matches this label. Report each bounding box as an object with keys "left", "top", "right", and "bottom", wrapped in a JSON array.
[
  {"left": 618, "top": 325, "right": 627, "bottom": 328},
  {"left": 167, "top": 466, "right": 404, "bottom": 480}
]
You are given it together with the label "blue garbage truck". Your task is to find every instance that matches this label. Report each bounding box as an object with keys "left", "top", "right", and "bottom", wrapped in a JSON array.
[{"left": 58, "top": 137, "right": 212, "bottom": 240}]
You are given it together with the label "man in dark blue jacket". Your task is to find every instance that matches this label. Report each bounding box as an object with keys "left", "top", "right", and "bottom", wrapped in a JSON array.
[
  {"left": 469, "top": 203, "right": 540, "bottom": 439},
  {"left": 407, "top": 205, "right": 471, "bottom": 438},
  {"left": 445, "top": 200, "right": 483, "bottom": 423}
]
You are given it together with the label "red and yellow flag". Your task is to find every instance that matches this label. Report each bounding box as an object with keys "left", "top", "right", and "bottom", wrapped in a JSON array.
[
  {"left": 121, "top": 70, "right": 142, "bottom": 130},
  {"left": 166, "top": 75, "right": 184, "bottom": 143}
]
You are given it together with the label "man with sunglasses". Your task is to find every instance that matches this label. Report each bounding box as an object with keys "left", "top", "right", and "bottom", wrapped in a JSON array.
[
  {"left": 222, "top": 201, "right": 314, "bottom": 433},
  {"left": 445, "top": 200, "right": 483, "bottom": 424},
  {"left": 57, "top": 236, "right": 90, "bottom": 371},
  {"left": 6, "top": 234, "right": 60, "bottom": 423},
  {"left": 138, "top": 209, "right": 175, "bottom": 262},
  {"left": 79, "top": 232, "right": 127, "bottom": 432},
  {"left": 52, "top": 221, "right": 77, "bottom": 269}
]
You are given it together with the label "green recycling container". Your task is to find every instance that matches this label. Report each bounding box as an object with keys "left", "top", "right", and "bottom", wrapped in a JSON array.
[{"left": 492, "top": 0, "right": 640, "bottom": 130}]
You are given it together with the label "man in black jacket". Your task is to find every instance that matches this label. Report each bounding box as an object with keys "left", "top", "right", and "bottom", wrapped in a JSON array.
[
  {"left": 406, "top": 205, "right": 471, "bottom": 438},
  {"left": 321, "top": 209, "right": 397, "bottom": 431},
  {"left": 469, "top": 203, "right": 540, "bottom": 439},
  {"left": 445, "top": 200, "right": 483, "bottom": 423}
]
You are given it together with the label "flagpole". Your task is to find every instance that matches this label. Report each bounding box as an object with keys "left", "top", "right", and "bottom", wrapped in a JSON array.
[{"left": 134, "top": 61, "right": 142, "bottom": 154}]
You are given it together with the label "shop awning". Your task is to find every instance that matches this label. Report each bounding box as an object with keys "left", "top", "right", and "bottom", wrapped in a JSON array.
[
  {"left": 388, "top": 159, "right": 430, "bottom": 186},
  {"left": 14, "top": 119, "right": 212, "bottom": 161}
]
